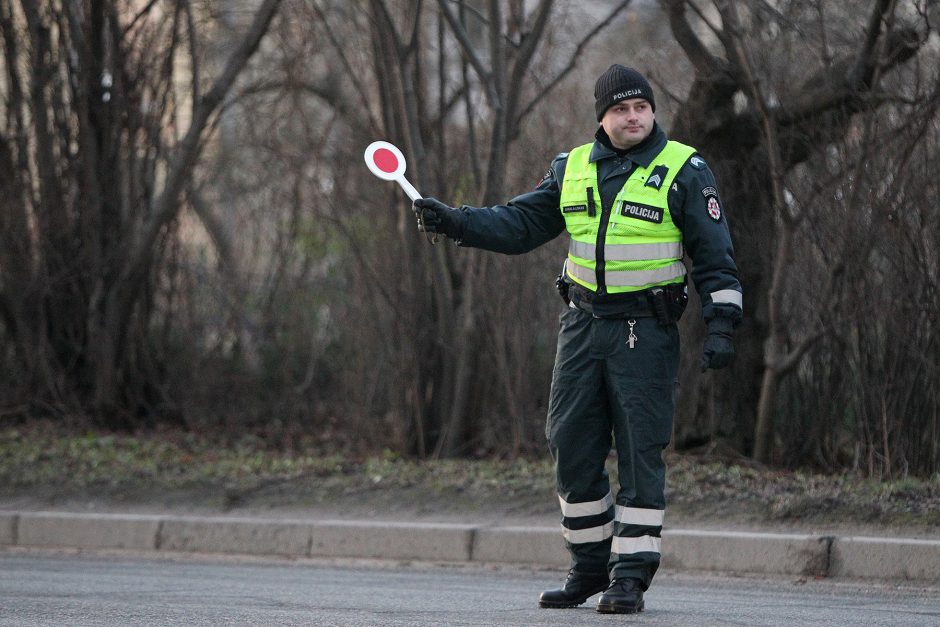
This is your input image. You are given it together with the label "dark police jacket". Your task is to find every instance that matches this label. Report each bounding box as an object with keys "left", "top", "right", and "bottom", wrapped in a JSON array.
[{"left": 453, "top": 123, "right": 743, "bottom": 323}]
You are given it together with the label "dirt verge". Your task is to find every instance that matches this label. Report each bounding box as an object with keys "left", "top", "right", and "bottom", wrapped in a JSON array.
[{"left": 1, "top": 424, "right": 938, "bottom": 538}]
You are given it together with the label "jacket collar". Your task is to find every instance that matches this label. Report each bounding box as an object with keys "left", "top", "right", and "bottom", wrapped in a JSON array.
[{"left": 590, "top": 122, "right": 668, "bottom": 168}]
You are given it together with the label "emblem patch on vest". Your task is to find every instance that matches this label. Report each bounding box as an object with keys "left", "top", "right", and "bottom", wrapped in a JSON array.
[
  {"left": 620, "top": 201, "right": 663, "bottom": 224},
  {"left": 563, "top": 204, "right": 587, "bottom": 214},
  {"left": 645, "top": 165, "right": 669, "bottom": 190}
]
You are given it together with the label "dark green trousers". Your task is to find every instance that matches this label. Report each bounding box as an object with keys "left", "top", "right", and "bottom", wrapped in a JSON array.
[{"left": 545, "top": 305, "right": 679, "bottom": 589}]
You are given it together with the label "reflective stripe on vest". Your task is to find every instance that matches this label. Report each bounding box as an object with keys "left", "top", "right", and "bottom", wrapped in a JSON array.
[
  {"left": 568, "top": 240, "right": 684, "bottom": 262},
  {"left": 559, "top": 141, "right": 696, "bottom": 293},
  {"left": 567, "top": 260, "right": 687, "bottom": 289}
]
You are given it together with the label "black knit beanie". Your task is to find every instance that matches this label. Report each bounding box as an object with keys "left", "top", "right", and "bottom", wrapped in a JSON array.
[{"left": 594, "top": 64, "right": 656, "bottom": 120}]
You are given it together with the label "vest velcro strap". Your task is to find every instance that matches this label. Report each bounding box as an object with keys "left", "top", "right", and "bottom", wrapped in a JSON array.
[
  {"left": 568, "top": 260, "right": 686, "bottom": 288},
  {"left": 569, "top": 240, "right": 683, "bottom": 262}
]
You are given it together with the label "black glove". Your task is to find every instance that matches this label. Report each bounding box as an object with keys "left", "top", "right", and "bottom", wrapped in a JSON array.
[
  {"left": 413, "top": 197, "right": 464, "bottom": 239},
  {"left": 701, "top": 317, "right": 735, "bottom": 372}
]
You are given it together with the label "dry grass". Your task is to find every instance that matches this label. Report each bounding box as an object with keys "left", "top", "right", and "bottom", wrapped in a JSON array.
[{"left": 1, "top": 422, "right": 937, "bottom": 531}]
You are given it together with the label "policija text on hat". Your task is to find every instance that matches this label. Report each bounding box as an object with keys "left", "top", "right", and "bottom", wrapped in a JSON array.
[{"left": 413, "top": 64, "right": 743, "bottom": 614}]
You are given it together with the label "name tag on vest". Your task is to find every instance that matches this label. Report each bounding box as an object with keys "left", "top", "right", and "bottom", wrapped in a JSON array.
[
  {"left": 563, "top": 204, "right": 587, "bottom": 214},
  {"left": 620, "top": 201, "right": 663, "bottom": 224}
]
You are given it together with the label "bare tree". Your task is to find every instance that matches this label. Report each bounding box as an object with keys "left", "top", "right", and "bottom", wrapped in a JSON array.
[
  {"left": 5, "top": 0, "right": 936, "bottom": 476},
  {"left": 659, "top": 0, "right": 932, "bottom": 464},
  {"left": 210, "top": 0, "right": 938, "bottom": 473},
  {"left": 272, "top": 0, "right": 632, "bottom": 457},
  {"left": 0, "top": 0, "right": 281, "bottom": 425}
]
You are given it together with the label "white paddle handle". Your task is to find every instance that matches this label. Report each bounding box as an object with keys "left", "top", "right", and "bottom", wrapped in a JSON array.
[{"left": 397, "top": 176, "right": 422, "bottom": 202}]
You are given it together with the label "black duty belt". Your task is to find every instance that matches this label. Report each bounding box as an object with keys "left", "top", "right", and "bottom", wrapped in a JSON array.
[
  {"left": 567, "top": 284, "right": 654, "bottom": 319},
  {"left": 566, "top": 283, "right": 687, "bottom": 323}
]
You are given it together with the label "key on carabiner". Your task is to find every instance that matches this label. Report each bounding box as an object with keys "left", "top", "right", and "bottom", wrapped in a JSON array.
[{"left": 626, "top": 319, "right": 638, "bottom": 349}]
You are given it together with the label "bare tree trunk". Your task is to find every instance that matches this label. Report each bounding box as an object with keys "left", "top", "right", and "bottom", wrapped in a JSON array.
[
  {"left": 663, "top": 0, "right": 924, "bottom": 460},
  {"left": 92, "top": 0, "right": 282, "bottom": 419}
]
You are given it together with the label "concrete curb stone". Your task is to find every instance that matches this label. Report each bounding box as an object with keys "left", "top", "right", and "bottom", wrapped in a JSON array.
[
  {"left": 662, "top": 529, "right": 831, "bottom": 577},
  {"left": 309, "top": 520, "right": 476, "bottom": 562},
  {"left": 16, "top": 512, "right": 160, "bottom": 551},
  {"left": 0, "top": 512, "right": 17, "bottom": 545},
  {"left": 2, "top": 510, "right": 937, "bottom": 583},
  {"left": 472, "top": 525, "right": 567, "bottom": 564},
  {"left": 830, "top": 536, "right": 940, "bottom": 581},
  {"left": 159, "top": 516, "right": 311, "bottom": 556}
]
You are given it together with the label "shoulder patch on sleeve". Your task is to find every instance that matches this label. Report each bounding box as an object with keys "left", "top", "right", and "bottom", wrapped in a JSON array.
[
  {"left": 535, "top": 166, "right": 555, "bottom": 189},
  {"left": 705, "top": 193, "right": 722, "bottom": 222},
  {"left": 538, "top": 152, "right": 570, "bottom": 190},
  {"left": 689, "top": 155, "right": 707, "bottom": 170},
  {"left": 535, "top": 161, "right": 560, "bottom": 189}
]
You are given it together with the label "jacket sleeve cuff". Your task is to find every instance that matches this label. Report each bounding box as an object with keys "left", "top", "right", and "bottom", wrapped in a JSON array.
[
  {"left": 706, "top": 316, "right": 735, "bottom": 336},
  {"left": 450, "top": 207, "right": 469, "bottom": 242},
  {"left": 703, "top": 302, "right": 743, "bottom": 327}
]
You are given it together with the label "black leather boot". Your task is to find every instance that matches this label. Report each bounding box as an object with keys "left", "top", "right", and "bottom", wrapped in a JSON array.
[
  {"left": 595, "top": 577, "right": 645, "bottom": 614},
  {"left": 538, "top": 569, "right": 609, "bottom": 608}
]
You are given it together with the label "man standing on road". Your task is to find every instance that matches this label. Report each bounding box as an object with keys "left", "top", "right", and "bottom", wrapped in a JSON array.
[{"left": 412, "top": 64, "right": 743, "bottom": 614}]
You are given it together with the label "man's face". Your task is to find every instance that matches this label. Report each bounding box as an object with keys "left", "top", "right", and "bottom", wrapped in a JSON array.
[{"left": 600, "top": 98, "right": 654, "bottom": 150}]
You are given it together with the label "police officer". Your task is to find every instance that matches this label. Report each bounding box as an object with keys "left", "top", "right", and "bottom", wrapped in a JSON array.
[{"left": 413, "top": 65, "right": 742, "bottom": 614}]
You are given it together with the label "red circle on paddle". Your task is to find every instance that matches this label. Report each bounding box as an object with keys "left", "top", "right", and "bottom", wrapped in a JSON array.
[{"left": 373, "top": 148, "right": 399, "bottom": 174}]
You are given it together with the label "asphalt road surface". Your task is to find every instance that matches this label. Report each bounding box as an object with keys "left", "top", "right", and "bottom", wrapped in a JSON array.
[{"left": 1, "top": 550, "right": 938, "bottom": 626}]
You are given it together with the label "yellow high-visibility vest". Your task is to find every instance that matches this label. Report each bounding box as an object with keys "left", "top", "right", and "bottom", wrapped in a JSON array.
[{"left": 560, "top": 141, "right": 694, "bottom": 293}]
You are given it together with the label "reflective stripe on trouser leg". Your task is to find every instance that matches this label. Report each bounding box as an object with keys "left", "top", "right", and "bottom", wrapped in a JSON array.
[
  {"left": 611, "top": 506, "right": 664, "bottom": 590},
  {"left": 604, "top": 317, "right": 679, "bottom": 588},
  {"left": 546, "top": 307, "right": 615, "bottom": 573},
  {"left": 559, "top": 492, "right": 615, "bottom": 545}
]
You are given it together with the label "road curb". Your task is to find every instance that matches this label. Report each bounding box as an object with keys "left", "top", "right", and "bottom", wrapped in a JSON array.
[
  {"left": 662, "top": 529, "right": 831, "bottom": 577},
  {"left": 473, "top": 526, "right": 566, "bottom": 564},
  {"left": 830, "top": 536, "right": 940, "bottom": 581},
  {"left": 16, "top": 512, "right": 161, "bottom": 551},
  {"left": 308, "top": 520, "right": 477, "bottom": 562},
  {"left": 0, "top": 512, "right": 17, "bottom": 545},
  {"left": 2, "top": 511, "right": 937, "bottom": 583},
  {"left": 159, "top": 516, "right": 311, "bottom": 556}
]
